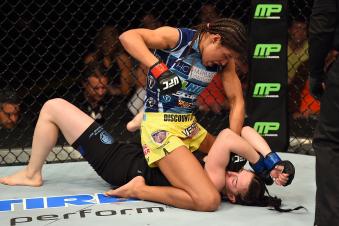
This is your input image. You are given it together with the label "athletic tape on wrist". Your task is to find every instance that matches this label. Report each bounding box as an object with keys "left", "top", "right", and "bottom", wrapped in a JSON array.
[
  {"left": 250, "top": 154, "right": 266, "bottom": 173},
  {"left": 264, "top": 152, "right": 281, "bottom": 170},
  {"left": 150, "top": 61, "right": 168, "bottom": 79}
]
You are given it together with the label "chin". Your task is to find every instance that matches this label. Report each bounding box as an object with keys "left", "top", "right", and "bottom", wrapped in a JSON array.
[{"left": 203, "top": 61, "right": 211, "bottom": 67}]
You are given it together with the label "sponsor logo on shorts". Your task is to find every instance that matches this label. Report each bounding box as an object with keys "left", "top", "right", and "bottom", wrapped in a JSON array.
[
  {"left": 151, "top": 130, "right": 168, "bottom": 144},
  {"left": 163, "top": 148, "right": 170, "bottom": 156},
  {"left": 182, "top": 122, "right": 200, "bottom": 138},
  {"left": 163, "top": 114, "right": 193, "bottom": 122},
  {"left": 143, "top": 144, "right": 150, "bottom": 156},
  {"left": 89, "top": 126, "right": 104, "bottom": 139},
  {"left": 100, "top": 131, "right": 114, "bottom": 144},
  {"left": 154, "top": 141, "right": 170, "bottom": 151}
]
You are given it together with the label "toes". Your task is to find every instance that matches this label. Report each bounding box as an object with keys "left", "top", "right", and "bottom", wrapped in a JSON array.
[
  {"left": 0, "top": 178, "right": 8, "bottom": 185},
  {"left": 105, "top": 190, "right": 117, "bottom": 196}
]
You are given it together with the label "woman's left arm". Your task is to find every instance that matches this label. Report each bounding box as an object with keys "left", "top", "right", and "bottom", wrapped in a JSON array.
[{"left": 221, "top": 58, "right": 245, "bottom": 135}]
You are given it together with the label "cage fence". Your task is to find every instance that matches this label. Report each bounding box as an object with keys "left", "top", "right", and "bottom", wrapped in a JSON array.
[{"left": 0, "top": 0, "right": 314, "bottom": 165}]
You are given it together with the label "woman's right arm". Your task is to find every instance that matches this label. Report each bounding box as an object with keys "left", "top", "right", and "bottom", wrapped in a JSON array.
[
  {"left": 119, "top": 27, "right": 180, "bottom": 67},
  {"left": 240, "top": 126, "right": 272, "bottom": 157},
  {"left": 240, "top": 126, "right": 291, "bottom": 186}
]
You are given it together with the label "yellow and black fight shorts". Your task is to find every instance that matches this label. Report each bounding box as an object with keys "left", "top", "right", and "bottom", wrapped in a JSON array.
[{"left": 141, "top": 112, "right": 207, "bottom": 167}]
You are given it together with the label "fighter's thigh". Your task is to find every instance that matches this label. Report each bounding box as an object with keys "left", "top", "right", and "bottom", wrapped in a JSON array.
[
  {"left": 198, "top": 132, "right": 216, "bottom": 154},
  {"left": 157, "top": 146, "right": 217, "bottom": 197},
  {"left": 42, "top": 98, "right": 94, "bottom": 144}
]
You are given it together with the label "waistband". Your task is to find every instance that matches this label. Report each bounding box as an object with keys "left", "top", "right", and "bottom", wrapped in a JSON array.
[{"left": 143, "top": 112, "right": 195, "bottom": 123}]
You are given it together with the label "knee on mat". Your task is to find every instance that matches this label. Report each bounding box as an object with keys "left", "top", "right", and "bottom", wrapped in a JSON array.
[{"left": 192, "top": 192, "right": 221, "bottom": 211}]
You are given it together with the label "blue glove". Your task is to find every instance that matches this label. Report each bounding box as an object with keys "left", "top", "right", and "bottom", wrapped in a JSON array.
[
  {"left": 250, "top": 154, "right": 274, "bottom": 185},
  {"left": 251, "top": 152, "right": 295, "bottom": 186}
]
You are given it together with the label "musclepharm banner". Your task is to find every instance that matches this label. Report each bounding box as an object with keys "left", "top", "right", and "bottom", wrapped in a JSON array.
[{"left": 247, "top": 0, "right": 288, "bottom": 151}]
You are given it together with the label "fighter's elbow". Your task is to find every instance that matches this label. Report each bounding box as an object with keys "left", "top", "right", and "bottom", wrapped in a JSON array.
[{"left": 119, "top": 30, "right": 137, "bottom": 45}]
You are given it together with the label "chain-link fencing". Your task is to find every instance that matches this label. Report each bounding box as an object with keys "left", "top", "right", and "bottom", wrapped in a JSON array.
[{"left": 0, "top": 0, "right": 314, "bottom": 165}]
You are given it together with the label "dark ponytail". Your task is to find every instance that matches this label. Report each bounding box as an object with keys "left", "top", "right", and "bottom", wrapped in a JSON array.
[
  {"left": 189, "top": 18, "right": 248, "bottom": 58},
  {"left": 236, "top": 174, "right": 306, "bottom": 212}
]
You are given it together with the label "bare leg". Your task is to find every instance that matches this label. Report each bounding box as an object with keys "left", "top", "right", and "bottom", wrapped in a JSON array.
[
  {"left": 156, "top": 147, "right": 221, "bottom": 211},
  {"left": 0, "top": 98, "right": 94, "bottom": 186},
  {"left": 105, "top": 176, "right": 146, "bottom": 198},
  {"left": 126, "top": 109, "right": 143, "bottom": 132},
  {"left": 105, "top": 176, "right": 198, "bottom": 210},
  {"left": 198, "top": 133, "right": 216, "bottom": 154},
  {"left": 105, "top": 147, "right": 221, "bottom": 211}
]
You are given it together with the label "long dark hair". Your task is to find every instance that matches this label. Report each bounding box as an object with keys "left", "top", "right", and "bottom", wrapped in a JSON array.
[
  {"left": 236, "top": 174, "right": 305, "bottom": 212},
  {"left": 189, "top": 18, "right": 248, "bottom": 58}
]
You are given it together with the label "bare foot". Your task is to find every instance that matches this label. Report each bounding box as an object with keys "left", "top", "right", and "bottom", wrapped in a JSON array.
[
  {"left": 126, "top": 111, "right": 143, "bottom": 132},
  {"left": 105, "top": 176, "right": 145, "bottom": 198},
  {"left": 0, "top": 168, "right": 43, "bottom": 187}
]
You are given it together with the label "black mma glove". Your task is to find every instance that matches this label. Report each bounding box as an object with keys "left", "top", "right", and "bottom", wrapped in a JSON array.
[
  {"left": 150, "top": 61, "right": 182, "bottom": 95},
  {"left": 226, "top": 153, "right": 247, "bottom": 172},
  {"left": 250, "top": 152, "right": 295, "bottom": 186},
  {"left": 277, "top": 160, "right": 295, "bottom": 186}
]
